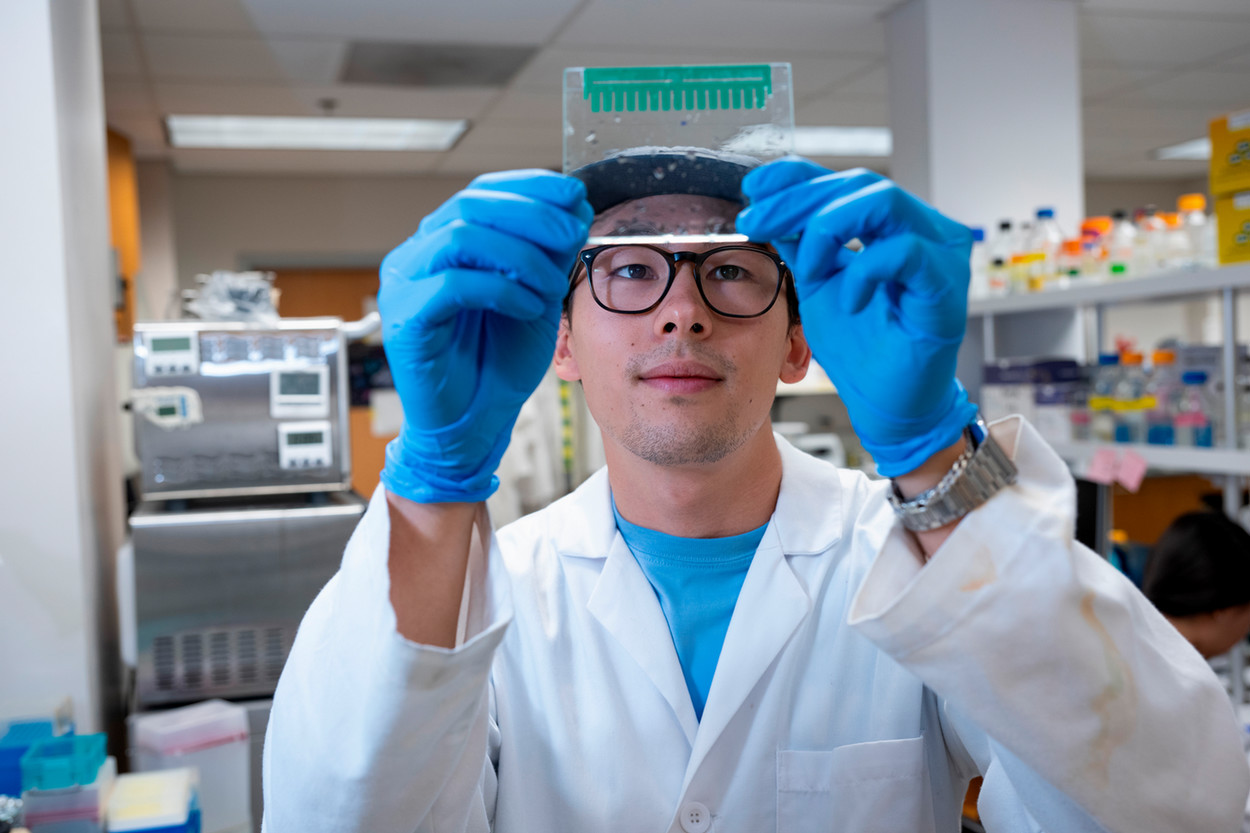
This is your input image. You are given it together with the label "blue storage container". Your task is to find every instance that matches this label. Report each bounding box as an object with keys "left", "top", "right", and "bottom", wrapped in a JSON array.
[
  {"left": 20, "top": 732, "right": 106, "bottom": 791},
  {"left": 0, "top": 720, "right": 54, "bottom": 796}
]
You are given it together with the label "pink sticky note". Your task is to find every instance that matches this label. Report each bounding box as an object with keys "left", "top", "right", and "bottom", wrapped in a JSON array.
[
  {"left": 1085, "top": 448, "right": 1118, "bottom": 485},
  {"left": 1115, "top": 450, "right": 1149, "bottom": 493}
]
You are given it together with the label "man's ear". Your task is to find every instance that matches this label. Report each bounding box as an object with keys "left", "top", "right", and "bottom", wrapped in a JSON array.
[
  {"left": 553, "top": 316, "right": 581, "bottom": 382},
  {"left": 778, "top": 323, "right": 812, "bottom": 385}
]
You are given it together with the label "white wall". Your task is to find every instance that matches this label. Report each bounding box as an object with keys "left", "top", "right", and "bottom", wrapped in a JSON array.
[
  {"left": 135, "top": 161, "right": 181, "bottom": 320},
  {"left": 0, "top": 0, "right": 124, "bottom": 731},
  {"left": 171, "top": 174, "right": 472, "bottom": 287}
]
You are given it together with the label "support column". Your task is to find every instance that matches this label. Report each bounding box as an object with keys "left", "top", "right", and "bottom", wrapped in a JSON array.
[
  {"left": 0, "top": 0, "right": 124, "bottom": 733},
  {"left": 888, "top": 0, "right": 1084, "bottom": 232}
]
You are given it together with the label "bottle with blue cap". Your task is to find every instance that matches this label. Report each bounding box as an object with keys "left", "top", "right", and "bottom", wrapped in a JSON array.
[
  {"left": 1174, "top": 370, "right": 1215, "bottom": 447},
  {"left": 1025, "top": 207, "right": 1066, "bottom": 290},
  {"left": 1089, "top": 353, "right": 1122, "bottom": 442}
]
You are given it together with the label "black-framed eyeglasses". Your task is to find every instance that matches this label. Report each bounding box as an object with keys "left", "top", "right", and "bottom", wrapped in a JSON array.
[{"left": 574, "top": 243, "right": 790, "bottom": 319}]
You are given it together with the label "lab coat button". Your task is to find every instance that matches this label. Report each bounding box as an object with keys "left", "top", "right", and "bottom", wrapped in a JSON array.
[{"left": 679, "top": 802, "right": 711, "bottom": 833}]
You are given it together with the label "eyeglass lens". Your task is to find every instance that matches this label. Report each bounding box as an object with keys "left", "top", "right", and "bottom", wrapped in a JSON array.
[{"left": 589, "top": 246, "right": 781, "bottom": 317}]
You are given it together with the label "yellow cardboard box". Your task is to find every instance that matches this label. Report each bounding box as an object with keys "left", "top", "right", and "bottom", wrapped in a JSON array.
[
  {"left": 1210, "top": 109, "right": 1250, "bottom": 196},
  {"left": 1216, "top": 191, "right": 1250, "bottom": 265}
]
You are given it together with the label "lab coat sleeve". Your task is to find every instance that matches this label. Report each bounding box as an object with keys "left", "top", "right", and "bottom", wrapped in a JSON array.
[
  {"left": 262, "top": 484, "right": 512, "bottom": 833},
  {"left": 848, "top": 416, "right": 1250, "bottom": 833}
]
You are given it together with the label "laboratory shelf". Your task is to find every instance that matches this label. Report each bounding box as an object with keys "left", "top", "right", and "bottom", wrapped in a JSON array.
[
  {"left": 968, "top": 263, "right": 1250, "bottom": 317},
  {"left": 1046, "top": 440, "right": 1250, "bottom": 476}
]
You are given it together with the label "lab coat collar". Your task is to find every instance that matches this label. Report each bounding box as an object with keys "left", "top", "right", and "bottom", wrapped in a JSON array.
[
  {"left": 552, "top": 432, "right": 846, "bottom": 561},
  {"left": 563, "top": 433, "right": 847, "bottom": 760}
]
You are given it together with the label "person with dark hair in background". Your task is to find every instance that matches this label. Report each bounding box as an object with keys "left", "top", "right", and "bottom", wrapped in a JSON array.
[
  {"left": 1143, "top": 511, "right": 1250, "bottom": 660},
  {"left": 1143, "top": 510, "right": 1250, "bottom": 833}
]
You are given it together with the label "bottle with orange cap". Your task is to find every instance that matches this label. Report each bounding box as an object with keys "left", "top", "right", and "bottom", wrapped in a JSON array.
[
  {"left": 1113, "top": 350, "right": 1149, "bottom": 443},
  {"left": 1080, "top": 216, "right": 1113, "bottom": 281},
  {"left": 1145, "top": 348, "right": 1180, "bottom": 445},
  {"left": 1178, "top": 193, "right": 1215, "bottom": 269},
  {"left": 1159, "top": 211, "right": 1193, "bottom": 269},
  {"left": 1055, "top": 239, "right": 1084, "bottom": 288}
]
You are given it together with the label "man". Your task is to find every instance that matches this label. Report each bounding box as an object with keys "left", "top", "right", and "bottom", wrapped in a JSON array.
[{"left": 263, "top": 155, "right": 1248, "bottom": 832}]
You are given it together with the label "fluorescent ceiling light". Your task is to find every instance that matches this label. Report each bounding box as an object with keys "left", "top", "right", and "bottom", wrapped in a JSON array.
[
  {"left": 165, "top": 115, "right": 469, "bottom": 151},
  {"left": 1151, "top": 137, "right": 1211, "bottom": 161},
  {"left": 793, "top": 126, "right": 892, "bottom": 157}
]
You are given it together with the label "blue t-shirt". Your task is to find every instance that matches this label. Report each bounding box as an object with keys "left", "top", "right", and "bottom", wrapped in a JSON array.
[{"left": 612, "top": 500, "right": 767, "bottom": 720}]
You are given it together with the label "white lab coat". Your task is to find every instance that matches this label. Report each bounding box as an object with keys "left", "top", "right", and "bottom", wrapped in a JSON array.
[{"left": 263, "top": 417, "right": 1249, "bottom": 832}]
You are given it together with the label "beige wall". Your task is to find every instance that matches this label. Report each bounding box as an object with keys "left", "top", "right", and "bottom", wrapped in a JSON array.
[
  {"left": 171, "top": 173, "right": 472, "bottom": 287},
  {"left": 1084, "top": 176, "right": 1210, "bottom": 219}
]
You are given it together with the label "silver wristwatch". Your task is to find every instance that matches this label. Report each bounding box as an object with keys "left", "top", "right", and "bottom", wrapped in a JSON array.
[{"left": 886, "top": 417, "right": 1018, "bottom": 532}]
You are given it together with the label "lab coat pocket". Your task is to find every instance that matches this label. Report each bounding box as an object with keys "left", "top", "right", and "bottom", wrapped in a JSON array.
[{"left": 777, "top": 737, "right": 933, "bottom": 833}]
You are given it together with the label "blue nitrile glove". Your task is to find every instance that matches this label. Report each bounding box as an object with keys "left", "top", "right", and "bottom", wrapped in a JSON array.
[
  {"left": 736, "top": 158, "right": 978, "bottom": 477},
  {"left": 377, "top": 170, "right": 592, "bottom": 503}
]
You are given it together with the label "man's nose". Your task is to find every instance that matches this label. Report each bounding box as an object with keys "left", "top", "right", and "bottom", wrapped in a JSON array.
[{"left": 656, "top": 262, "right": 711, "bottom": 336}]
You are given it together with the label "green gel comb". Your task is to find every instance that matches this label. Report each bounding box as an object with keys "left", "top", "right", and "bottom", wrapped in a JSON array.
[{"left": 583, "top": 65, "right": 773, "bottom": 113}]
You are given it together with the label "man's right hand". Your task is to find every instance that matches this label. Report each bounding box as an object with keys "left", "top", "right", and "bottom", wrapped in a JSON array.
[{"left": 378, "top": 170, "right": 592, "bottom": 504}]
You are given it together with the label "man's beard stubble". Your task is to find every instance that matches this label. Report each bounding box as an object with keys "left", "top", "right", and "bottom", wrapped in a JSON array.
[{"left": 614, "top": 346, "right": 761, "bottom": 467}]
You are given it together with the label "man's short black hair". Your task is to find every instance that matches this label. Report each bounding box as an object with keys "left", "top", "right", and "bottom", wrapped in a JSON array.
[{"left": 1142, "top": 511, "right": 1250, "bottom": 617}]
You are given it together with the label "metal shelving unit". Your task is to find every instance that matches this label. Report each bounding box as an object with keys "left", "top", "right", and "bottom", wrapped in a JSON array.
[{"left": 967, "top": 263, "right": 1249, "bottom": 705}]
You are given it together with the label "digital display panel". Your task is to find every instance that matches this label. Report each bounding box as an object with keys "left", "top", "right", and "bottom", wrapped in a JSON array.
[
  {"left": 157, "top": 405, "right": 178, "bottom": 417},
  {"left": 280, "top": 372, "right": 321, "bottom": 396},
  {"left": 286, "top": 432, "right": 324, "bottom": 446},
  {"left": 151, "top": 336, "right": 192, "bottom": 352}
]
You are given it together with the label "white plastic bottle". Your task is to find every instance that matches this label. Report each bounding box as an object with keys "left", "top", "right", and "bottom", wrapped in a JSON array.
[
  {"left": 1114, "top": 351, "right": 1148, "bottom": 443},
  {"left": 1178, "top": 193, "right": 1216, "bottom": 269},
  {"left": 1027, "top": 208, "right": 1066, "bottom": 289},
  {"left": 1108, "top": 210, "right": 1136, "bottom": 279},
  {"left": 1134, "top": 205, "right": 1168, "bottom": 276},
  {"left": 986, "top": 220, "right": 1015, "bottom": 296},
  {"left": 1090, "top": 353, "right": 1121, "bottom": 442},
  {"left": 1145, "top": 348, "right": 1180, "bottom": 445},
  {"left": 1174, "top": 370, "right": 1214, "bottom": 447}
]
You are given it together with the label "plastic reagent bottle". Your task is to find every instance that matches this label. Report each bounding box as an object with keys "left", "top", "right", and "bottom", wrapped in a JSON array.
[
  {"left": 1178, "top": 193, "right": 1216, "bottom": 269},
  {"left": 1145, "top": 349, "right": 1180, "bottom": 445},
  {"left": 1134, "top": 205, "right": 1168, "bottom": 275},
  {"left": 1028, "top": 208, "right": 1066, "bottom": 289},
  {"left": 1114, "top": 351, "right": 1148, "bottom": 443},
  {"left": 1090, "top": 353, "right": 1121, "bottom": 442},
  {"left": 1108, "top": 210, "right": 1136, "bottom": 279},
  {"left": 986, "top": 220, "right": 1014, "bottom": 296},
  {"left": 1174, "top": 370, "right": 1214, "bottom": 448}
]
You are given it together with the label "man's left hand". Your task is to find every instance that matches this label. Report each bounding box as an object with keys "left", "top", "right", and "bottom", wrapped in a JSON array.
[{"left": 737, "top": 157, "right": 977, "bottom": 478}]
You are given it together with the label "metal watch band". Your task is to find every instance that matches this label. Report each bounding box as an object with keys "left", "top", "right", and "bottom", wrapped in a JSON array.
[{"left": 886, "top": 418, "right": 1019, "bottom": 532}]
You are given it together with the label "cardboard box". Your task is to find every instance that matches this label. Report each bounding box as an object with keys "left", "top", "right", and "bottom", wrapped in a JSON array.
[
  {"left": 1210, "top": 109, "right": 1250, "bottom": 196},
  {"left": 1215, "top": 191, "right": 1250, "bottom": 265}
]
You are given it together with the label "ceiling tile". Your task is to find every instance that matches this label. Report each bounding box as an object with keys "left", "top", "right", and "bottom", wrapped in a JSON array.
[
  {"left": 101, "top": 31, "right": 145, "bottom": 79},
  {"left": 266, "top": 39, "right": 347, "bottom": 84},
  {"left": 1080, "top": 13, "right": 1250, "bottom": 67},
  {"left": 485, "top": 90, "right": 564, "bottom": 124},
  {"left": 143, "top": 34, "right": 287, "bottom": 81},
  {"left": 290, "top": 85, "right": 500, "bottom": 120},
  {"left": 154, "top": 83, "right": 306, "bottom": 115},
  {"left": 130, "top": 0, "right": 262, "bottom": 35},
  {"left": 1080, "top": 0, "right": 1250, "bottom": 15},
  {"left": 242, "top": 0, "right": 580, "bottom": 43},
  {"left": 559, "top": 3, "right": 885, "bottom": 55},
  {"left": 97, "top": 0, "right": 132, "bottom": 30},
  {"left": 1083, "top": 104, "right": 1215, "bottom": 143},
  {"left": 104, "top": 80, "right": 159, "bottom": 116},
  {"left": 153, "top": 82, "right": 500, "bottom": 120},
  {"left": 1115, "top": 70, "right": 1250, "bottom": 110},
  {"left": 1080, "top": 66, "right": 1167, "bottom": 100}
]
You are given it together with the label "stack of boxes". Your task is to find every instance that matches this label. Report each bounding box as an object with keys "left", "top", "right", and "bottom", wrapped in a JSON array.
[{"left": 1211, "top": 109, "right": 1250, "bottom": 266}]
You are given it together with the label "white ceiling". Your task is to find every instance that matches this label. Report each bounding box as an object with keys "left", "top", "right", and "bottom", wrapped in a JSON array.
[{"left": 98, "top": 0, "right": 1250, "bottom": 180}]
